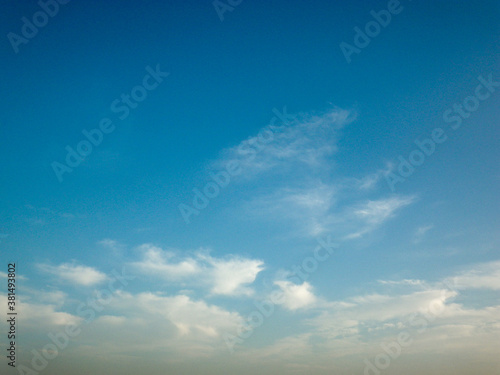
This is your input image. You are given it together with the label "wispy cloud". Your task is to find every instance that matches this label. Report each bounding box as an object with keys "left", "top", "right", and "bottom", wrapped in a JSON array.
[
  {"left": 0, "top": 271, "right": 27, "bottom": 280},
  {"left": 378, "top": 279, "right": 425, "bottom": 286},
  {"left": 245, "top": 183, "right": 337, "bottom": 236},
  {"left": 214, "top": 107, "right": 355, "bottom": 179},
  {"left": 209, "top": 106, "right": 416, "bottom": 240},
  {"left": 413, "top": 224, "right": 434, "bottom": 244},
  {"left": 38, "top": 263, "right": 108, "bottom": 286},
  {"left": 447, "top": 260, "right": 500, "bottom": 290},
  {"left": 344, "top": 196, "right": 416, "bottom": 239}
]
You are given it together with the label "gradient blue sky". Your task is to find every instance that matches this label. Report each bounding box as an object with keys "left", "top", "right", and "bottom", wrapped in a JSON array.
[{"left": 0, "top": 1, "right": 499, "bottom": 374}]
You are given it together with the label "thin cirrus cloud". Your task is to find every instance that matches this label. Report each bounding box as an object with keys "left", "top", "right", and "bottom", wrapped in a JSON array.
[
  {"left": 352, "top": 196, "right": 416, "bottom": 225},
  {"left": 131, "top": 244, "right": 265, "bottom": 297},
  {"left": 210, "top": 106, "right": 416, "bottom": 240},
  {"left": 343, "top": 195, "right": 416, "bottom": 239},
  {"left": 246, "top": 188, "right": 415, "bottom": 239},
  {"left": 213, "top": 107, "right": 355, "bottom": 179},
  {"left": 38, "top": 263, "right": 108, "bottom": 286},
  {"left": 413, "top": 224, "right": 434, "bottom": 244},
  {"left": 245, "top": 183, "right": 338, "bottom": 237}
]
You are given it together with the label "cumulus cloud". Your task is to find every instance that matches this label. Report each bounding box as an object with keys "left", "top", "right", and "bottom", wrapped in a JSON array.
[
  {"left": 274, "top": 281, "right": 318, "bottom": 310},
  {"left": 70, "top": 290, "right": 246, "bottom": 359},
  {"left": 132, "top": 244, "right": 201, "bottom": 279},
  {"left": 199, "top": 254, "right": 265, "bottom": 296},
  {"left": 0, "top": 293, "right": 82, "bottom": 328},
  {"left": 131, "top": 245, "right": 264, "bottom": 297}
]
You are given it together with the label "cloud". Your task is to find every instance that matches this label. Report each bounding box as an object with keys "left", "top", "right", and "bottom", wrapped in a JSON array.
[
  {"left": 95, "top": 315, "right": 127, "bottom": 325},
  {"left": 413, "top": 225, "right": 434, "bottom": 244},
  {"left": 346, "top": 163, "right": 395, "bottom": 191},
  {"left": 4, "top": 259, "right": 500, "bottom": 368},
  {"left": 447, "top": 260, "right": 500, "bottom": 290},
  {"left": 214, "top": 107, "right": 355, "bottom": 179},
  {"left": 207, "top": 107, "right": 415, "bottom": 241},
  {"left": 132, "top": 244, "right": 201, "bottom": 279},
  {"left": 98, "top": 238, "right": 120, "bottom": 249},
  {"left": 199, "top": 254, "right": 265, "bottom": 296},
  {"left": 352, "top": 196, "right": 415, "bottom": 225},
  {"left": 295, "top": 262, "right": 500, "bottom": 358},
  {"left": 0, "top": 271, "right": 27, "bottom": 280},
  {"left": 274, "top": 281, "right": 318, "bottom": 310},
  {"left": 246, "top": 188, "right": 415, "bottom": 240},
  {"left": 344, "top": 195, "right": 416, "bottom": 239},
  {"left": 70, "top": 290, "right": 246, "bottom": 358},
  {"left": 378, "top": 279, "right": 425, "bottom": 286},
  {"left": 38, "top": 263, "right": 108, "bottom": 286},
  {"left": 0, "top": 293, "right": 82, "bottom": 328},
  {"left": 246, "top": 183, "right": 337, "bottom": 236},
  {"left": 0, "top": 288, "right": 245, "bottom": 361},
  {"left": 131, "top": 245, "right": 264, "bottom": 296}
]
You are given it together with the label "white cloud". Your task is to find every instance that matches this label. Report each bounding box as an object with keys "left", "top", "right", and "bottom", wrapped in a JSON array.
[
  {"left": 274, "top": 281, "right": 318, "bottom": 310},
  {"left": 344, "top": 195, "right": 416, "bottom": 239},
  {"left": 214, "top": 107, "right": 354, "bottom": 179},
  {"left": 133, "top": 244, "right": 201, "bottom": 279},
  {"left": 447, "top": 260, "right": 500, "bottom": 290},
  {"left": 38, "top": 263, "right": 107, "bottom": 286},
  {"left": 0, "top": 293, "right": 82, "bottom": 328},
  {"left": 0, "top": 271, "right": 26, "bottom": 280},
  {"left": 131, "top": 245, "right": 264, "bottom": 297},
  {"left": 201, "top": 254, "right": 264, "bottom": 296},
  {"left": 208, "top": 107, "right": 416, "bottom": 241},
  {"left": 246, "top": 183, "right": 337, "bottom": 236},
  {"left": 352, "top": 196, "right": 415, "bottom": 225},
  {"left": 74, "top": 290, "right": 246, "bottom": 358},
  {"left": 347, "top": 163, "right": 395, "bottom": 191},
  {"left": 0, "top": 289, "right": 245, "bottom": 361}
]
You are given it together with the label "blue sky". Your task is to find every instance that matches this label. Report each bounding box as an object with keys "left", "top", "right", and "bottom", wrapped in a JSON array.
[{"left": 0, "top": 1, "right": 499, "bottom": 374}]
